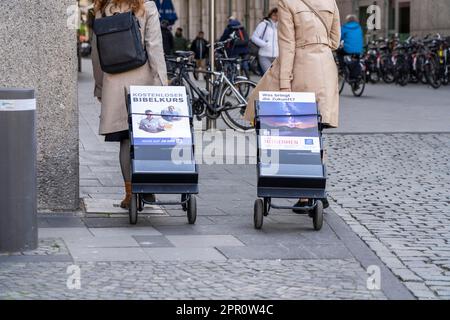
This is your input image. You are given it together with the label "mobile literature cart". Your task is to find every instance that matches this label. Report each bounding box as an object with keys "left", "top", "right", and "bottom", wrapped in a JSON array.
[
  {"left": 127, "top": 86, "right": 199, "bottom": 225},
  {"left": 254, "top": 92, "right": 326, "bottom": 231}
]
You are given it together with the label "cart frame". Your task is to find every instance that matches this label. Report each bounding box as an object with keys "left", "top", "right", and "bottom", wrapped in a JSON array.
[
  {"left": 126, "top": 89, "right": 199, "bottom": 225},
  {"left": 253, "top": 99, "right": 327, "bottom": 231}
]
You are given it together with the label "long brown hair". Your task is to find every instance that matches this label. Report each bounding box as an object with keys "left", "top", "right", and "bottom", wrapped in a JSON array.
[{"left": 94, "top": 0, "right": 145, "bottom": 16}]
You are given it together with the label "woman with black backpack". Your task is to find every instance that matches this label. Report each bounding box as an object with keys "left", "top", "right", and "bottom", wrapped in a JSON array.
[{"left": 92, "top": 0, "right": 167, "bottom": 210}]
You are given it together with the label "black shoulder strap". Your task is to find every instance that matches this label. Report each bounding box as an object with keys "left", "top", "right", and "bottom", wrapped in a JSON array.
[{"left": 261, "top": 21, "right": 269, "bottom": 39}]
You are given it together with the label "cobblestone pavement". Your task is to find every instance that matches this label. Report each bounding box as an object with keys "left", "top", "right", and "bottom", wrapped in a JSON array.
[
  {"left": 0, "top": 207, "right": 396, "bottom": 300},
  {"left": 0, "top": 259, "right": 384, "bottom": 300},
  {"left": 326, "top": 133, "right": 450, "bottom": 300}
]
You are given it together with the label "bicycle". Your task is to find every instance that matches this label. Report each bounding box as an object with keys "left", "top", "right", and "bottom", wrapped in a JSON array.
[
  {"left": 337, "top": 53, "right": 366, "bottom": 97},
  {"left": 424, "top": 35, "right": 447, "bottom": 89},
  {"left": 210, "top": 38, "right": 250, "bottom": 82},
  {"left": 391, "top": 43, "right": 410, "bottom": 86},
  {"left": 167, "top": 51, "right": 256, "bottom": 132}
]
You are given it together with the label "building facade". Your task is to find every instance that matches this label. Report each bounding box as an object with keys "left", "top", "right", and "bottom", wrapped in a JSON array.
[
  {"left": 172, "top": 0, "right": 278, "bottom": 41},
  {"left": 337, "top": 0, "right": 450, "bottom": 39},
  {"left": 172, "top": 0, "right": 450, "bottom": 42}
]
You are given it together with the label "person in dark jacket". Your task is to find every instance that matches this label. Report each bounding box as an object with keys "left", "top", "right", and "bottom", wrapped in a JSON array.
[
  {"left": 161, "top": 20, "right": 174, "bottom": 56},
  {"left": 173, "top": 28, "right": 189, "bottom": 52},
  {"left": 220, "top": 17, "right": 250, "bottom": 57},
  {"left": 190, "top": 31, "right": 209, "bottom": 80}
]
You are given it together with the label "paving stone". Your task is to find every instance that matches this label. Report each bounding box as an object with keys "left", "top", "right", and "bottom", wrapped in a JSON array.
[
  {"left": 41, "top": 217, "right": 85, "bottom": 228},
  {"left": 84, "top": 198, "right": 167, "bottom": 216},
  {"left": 70, "top": 247, "right": 151, "bottom": 262},
  {"left": 217, "top": 244, "right": 352, "bottom": 260},
  {"left": 89, "top": 227, "right": 162, "bottom": 237},
  {"left": 83, "top": 217, "right": 154, "bottom": 228},
  {"left": 143, "top": 248, "right": 227, "bottom": 262},
  {"left": 166, "top": 235, "right": 245, "bottom": 248},
  {"left": 38, "top": 228, "right": 93, "bottom": 241},
  {"left": 132, "top": 236, "right": 175, "bottom": 248},
  {"left": 65, "top": 236, "right": 140, "bottom": 249}
]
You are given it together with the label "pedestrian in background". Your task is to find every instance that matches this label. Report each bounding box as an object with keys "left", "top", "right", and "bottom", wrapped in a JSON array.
[
  {"left": 173, "top": 27, "right": 189, "bottom": 52},
  {"left": 220, "top": 16, "right": 250, "bottom": 74},
  {"left": 251, "top": 8, "right": 279, "bottom": 74},
  {"left": 190, "top": 31, "right": 209, "bottom": 80},
  {"left": 161, "top": 19, "right": 174, "bottom": 56},
  {"left": 91, "top": 0, "right": 167, "bottom": 209},
  {"left": 337, "top": 14, "right": 364, "bottom": 79}
]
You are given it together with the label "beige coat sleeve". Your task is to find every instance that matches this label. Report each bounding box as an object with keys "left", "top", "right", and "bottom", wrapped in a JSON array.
[
  {"left": 144, "top": 2, "right": 168, "bottom": 86},
  {"left": 278, "top": 0, "right": 296, "bottom": 90},
  {"left": 91, "top": 34, "right": 104, "bottom": 98},
  {"left": 329, "top": 1, "right": 341, "bottom": 50}
]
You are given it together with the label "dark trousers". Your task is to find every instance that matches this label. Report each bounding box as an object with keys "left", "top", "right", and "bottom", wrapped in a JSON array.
[{"left": 337, "top": 48, "right": 362, "bottom": 80}]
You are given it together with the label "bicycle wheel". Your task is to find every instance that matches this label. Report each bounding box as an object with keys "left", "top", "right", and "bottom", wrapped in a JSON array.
[
  {"left": 425, "top": 55, "right": 442, "bottom": 89},
  {"left": 220, "top": 80, "right": 256, "bottom": 132},
  {"left": 397, "top": 68, "right": 410, "bottom": 86},
  {"left": 381, "top": 56, "right": 395, "bottom": 84},
  {"left": 416, "top": 56, "right": 429, "bottom": 84},
  {"left": 351, "top": 78, "right": 366, "bottom": 97}
]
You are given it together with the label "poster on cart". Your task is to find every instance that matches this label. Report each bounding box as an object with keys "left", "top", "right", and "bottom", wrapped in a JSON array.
[
  {"left": 129, "top": 86, "right": 192, "bottom": 146},
  {"left": 258, "top": 91, "right": 320, "bottom": 154}
]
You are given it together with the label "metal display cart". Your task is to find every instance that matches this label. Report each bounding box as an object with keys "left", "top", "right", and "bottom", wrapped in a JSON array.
[
  {"left": 126, "top": 86, "right": 199, "bottom": 225},
  {"left": 253, "top": 92, "right": 326, "bottom": 231}
]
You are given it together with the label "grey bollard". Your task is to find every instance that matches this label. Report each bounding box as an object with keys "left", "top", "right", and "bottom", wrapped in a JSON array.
[{"left": 0, "top": 88, "right": 38, "bottom": 253}]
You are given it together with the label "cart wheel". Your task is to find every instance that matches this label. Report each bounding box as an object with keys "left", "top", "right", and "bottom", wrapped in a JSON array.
[
  {"left": 137, "top": 194, "right": 144, "bottom": 212},
  {"left": 187, "top": 195, "right": 197, "bottom": 225},
  {"left": 129, "top": 194, "right": 138, "bottom": 225},
  {"left": 254, "top": 199, "right": 264, "bottom": 230},
  {"left": 181, "top": 194, "right": 188, "bottom": 212},
  {"left": 313, "top": 200, "right": 324, "bottom": 231}
]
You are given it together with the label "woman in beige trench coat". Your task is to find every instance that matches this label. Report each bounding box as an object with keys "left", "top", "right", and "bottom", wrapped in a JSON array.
[
  {"left": 245, "top": 0, "right": 341, "bottom": 129},
  {"left": 245, "top": 0, "right": 341, "bottom": 209},
  {"left": 92, "top": 0, "right": 168, "bottom": 209}
]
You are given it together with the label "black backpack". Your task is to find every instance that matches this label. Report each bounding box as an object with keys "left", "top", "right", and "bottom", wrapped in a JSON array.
[
  {"left": 93, "top": 11, "right": 147, "bottom": 74},
  {"left": 232, "top": 26, "right": 250, "bottom": 47}
]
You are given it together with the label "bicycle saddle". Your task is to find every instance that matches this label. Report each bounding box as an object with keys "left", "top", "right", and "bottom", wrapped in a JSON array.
[{"left": 175, "top": 51, "right": 194, "bottom": 58}]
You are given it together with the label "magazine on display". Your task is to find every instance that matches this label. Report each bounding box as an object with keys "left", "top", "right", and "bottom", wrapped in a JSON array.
[
  {"left": 129, "top": 86, "right": 192, "bottom": 147},
  {"left": 258, "top": 91, "right": 321, "bottom": 154}
]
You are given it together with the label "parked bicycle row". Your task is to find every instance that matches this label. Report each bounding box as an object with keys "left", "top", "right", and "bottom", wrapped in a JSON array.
[{"left": 363, "top": 34, "right": 450, "bottom": 89}]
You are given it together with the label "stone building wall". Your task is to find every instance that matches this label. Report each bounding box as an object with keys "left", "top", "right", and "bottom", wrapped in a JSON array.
[{"left": 0, "top": 0, "right": 79, "bottom": 211}]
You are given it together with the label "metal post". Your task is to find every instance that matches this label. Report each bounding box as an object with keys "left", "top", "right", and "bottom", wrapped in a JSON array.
[
  {"left": 0, "top": 88, "right": 38, "bottom": 253},
  {"left": 206, "top": 0, "right": 217, "bottom": 130}
]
